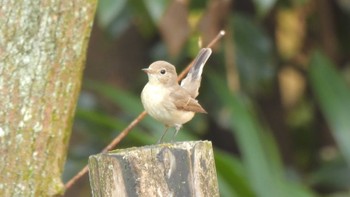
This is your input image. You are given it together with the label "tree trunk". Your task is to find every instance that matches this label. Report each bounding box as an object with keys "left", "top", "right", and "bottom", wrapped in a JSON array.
[
  {"left": 0, "top": 0, "right": 97, "bottom": 196},
  {"left": 89, "top": 141, "right": 219, "bottom": 197}
]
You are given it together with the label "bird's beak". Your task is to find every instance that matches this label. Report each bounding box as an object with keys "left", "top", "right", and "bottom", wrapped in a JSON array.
[
  {"left": 142, "top": 68, "right": 150, "bottom": 73},
  {"left": 142, "top": 68, "right": 156, "bottom": 74}
]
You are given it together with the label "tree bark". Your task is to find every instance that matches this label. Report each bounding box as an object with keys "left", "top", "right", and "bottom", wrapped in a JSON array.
[
  {"left": 0, "top": 0, "right": 97, "bottom": 196},
  {"left": 88, "top": 141, "right": 219, "bottom": 197}
]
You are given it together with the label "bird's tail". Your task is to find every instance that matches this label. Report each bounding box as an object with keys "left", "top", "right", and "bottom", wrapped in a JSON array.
[{"left": 181, "top": 48, "right": 212, "bottom": 98}]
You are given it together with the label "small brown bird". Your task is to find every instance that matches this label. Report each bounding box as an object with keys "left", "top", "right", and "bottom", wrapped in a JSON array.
[{"left": 141, "top": 48, "right": 212, "bottom": 143}]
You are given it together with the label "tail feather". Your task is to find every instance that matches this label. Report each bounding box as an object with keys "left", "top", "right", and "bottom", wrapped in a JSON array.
[{"left": 181, "top": 48, "right": 212, "bottom": 98}]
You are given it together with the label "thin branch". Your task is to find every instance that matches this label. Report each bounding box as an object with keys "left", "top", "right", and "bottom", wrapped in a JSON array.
[
  {"left": 64, "top": 166, "right": 88, "bottom": 191},
  {"left": 64, "top": 30, "right": 226, "bottom": 191},
  {"left": 178, "top": 30, "right": 226, "bottom": 80},
  {"left": 64, "top": 111, "right": 147, "bottom": 190}
]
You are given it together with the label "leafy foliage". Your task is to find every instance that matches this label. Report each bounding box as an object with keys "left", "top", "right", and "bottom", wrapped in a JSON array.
[{"left": 310, "top": 51, "right": 350, "bottom": 165}]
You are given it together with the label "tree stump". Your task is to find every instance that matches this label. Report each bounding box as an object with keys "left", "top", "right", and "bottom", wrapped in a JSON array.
[{"left": 88, "top": 141, "right": 219, "bottom": 197}]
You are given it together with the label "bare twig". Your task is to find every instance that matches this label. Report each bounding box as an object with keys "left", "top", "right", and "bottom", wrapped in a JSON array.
[
  {"left": 64, "top": 165, "right": 88, "bottom": 191},
  {"left": 64, "top": 30, "right": 225, "bottom": 191}
]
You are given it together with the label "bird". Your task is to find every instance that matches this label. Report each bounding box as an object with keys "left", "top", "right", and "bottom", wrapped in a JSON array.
[{"left": 141, "top": 48, "right": 212, "bottom": 143}]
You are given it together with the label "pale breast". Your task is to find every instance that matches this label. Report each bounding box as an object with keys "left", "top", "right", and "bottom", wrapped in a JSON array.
[{"left": 141, "top": 83, "right": 195, "bottom": 126}]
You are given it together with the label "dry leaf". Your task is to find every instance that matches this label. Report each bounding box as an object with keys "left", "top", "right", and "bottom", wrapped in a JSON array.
[
  {"left": 278, "top": 66, "right": 305, "bottom": 108},
  {"left": 276, "top": 8, "right": 305, "bottom": 60},
  {"left": 159, "top": 0, "right": 190, "bottom": 56},
  {"left": 198, "top": 0, "right": 232, "bottom": 49}
]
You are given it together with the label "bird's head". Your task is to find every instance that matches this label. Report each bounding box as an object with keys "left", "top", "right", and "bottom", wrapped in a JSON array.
[{"left": 142, "top": 61, "right": 178, "bottom": 86}]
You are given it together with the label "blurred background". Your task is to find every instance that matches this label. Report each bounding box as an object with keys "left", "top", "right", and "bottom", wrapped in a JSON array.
[{"left": 63, "top": 0, "right": 350, "bottom": 196}]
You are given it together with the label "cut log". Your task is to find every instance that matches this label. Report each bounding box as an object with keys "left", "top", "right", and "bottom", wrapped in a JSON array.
[{"left": 88, "top": 141, "right": 219, "bottom": 197}]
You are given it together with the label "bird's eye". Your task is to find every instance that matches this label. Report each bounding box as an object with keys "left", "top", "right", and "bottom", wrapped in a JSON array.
[{"left": 160, "top": 69, "right": 166, "bottom": 75}]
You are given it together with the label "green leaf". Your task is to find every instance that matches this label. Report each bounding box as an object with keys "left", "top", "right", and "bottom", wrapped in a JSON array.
[
  {"left": 252, "top": 0, "right": 276, "bottom": 18},
  {"left": 76, "top": 109, "right": 125, "bottom": 131},
  {"left": 215, "top": 149, "right": 255, "bottom": 197},
  {"left": 208, "top": 73, "right": 282, "bottom": 197},
  {"left": 232, "top": 14, "right": 275, "bottom": 95},
  {"left": 309, "top": 51, "right": 350, "bottom": 165},
  {"left": 308, "top": 157, "right": 350, "bottom": 190},
  {"left": 76, "top": 109, "right": 154, "bottom": 145},
  {"left": 128, "top": 0, "right": 156, "bottom": 37},
  {"left": 97, "top": 0, "right": 127, "bottom": 28},
  {"left": 208, "top": 73, "right": 315, "bottom": 197},
  {"left": 143, "top": 0, "right": 170, "bottom": 24}
]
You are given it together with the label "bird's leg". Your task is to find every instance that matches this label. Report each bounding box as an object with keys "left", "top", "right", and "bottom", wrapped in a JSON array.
[
  {"left": 157, "top": 126, "right": 169, "bottom": 144},
  {"left": 171, "top": 124, "right": 182, "bottom": 142}
]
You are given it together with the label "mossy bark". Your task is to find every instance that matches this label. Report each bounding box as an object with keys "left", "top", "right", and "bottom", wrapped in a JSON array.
[
  {"left": 0, "top": 0, "right": 97, "bottom": 196},
  {"left": 89, "top": 141, "right": 220, "bottom": 197}
]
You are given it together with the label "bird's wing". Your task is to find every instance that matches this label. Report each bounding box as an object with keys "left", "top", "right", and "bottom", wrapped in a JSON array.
[
  {"left": 169, "top": 88, "right": 207, "bottom": 113},
  {"left": 180, "top": 48, "right": 212, "bottom": 98}
]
